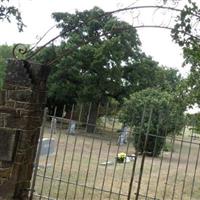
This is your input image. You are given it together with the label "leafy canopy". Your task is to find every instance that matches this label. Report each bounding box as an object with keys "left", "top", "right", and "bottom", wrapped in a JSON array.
[
  {"left": 46, "top": 7, "right": 182, "bottom": 107},
  {"left": 50, "top": 7, "right": 142, "bottom": 105},
  {"left": 0, "top": 0, "right": 25, "bottom": 31},
  {"left": 171, "top": 0, "right": 200, "bottom": 105},
  {"left": 120, "top": 88, "right": 185, "bottom": 156}
]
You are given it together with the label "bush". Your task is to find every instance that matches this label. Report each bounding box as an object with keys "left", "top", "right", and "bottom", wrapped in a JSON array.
[
  {"left": 120, "top": 88, "right": 185, "bottom": 156},
  {"left": 134, "top": 128, "right": 166, "bottom": 156}
]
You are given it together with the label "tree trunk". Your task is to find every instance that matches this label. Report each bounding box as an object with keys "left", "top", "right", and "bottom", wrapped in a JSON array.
[{"left": 86, "top": 103, "right": 98, "bottom": 133}]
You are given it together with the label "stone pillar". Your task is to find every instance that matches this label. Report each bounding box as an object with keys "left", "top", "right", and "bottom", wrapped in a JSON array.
[{"left": 0, "top": 59, "right": 50, "bottom": 199}]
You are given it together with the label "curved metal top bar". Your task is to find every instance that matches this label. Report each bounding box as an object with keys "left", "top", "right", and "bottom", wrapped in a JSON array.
[
  {"left": 47, "top": 24, "right": 200, "bottom": 66},
  {"left": 106, "top": 5, "right": 200, "bottom": 18},
  {"left": 14, "top": 5, "right": 200, "bottom": 62}
]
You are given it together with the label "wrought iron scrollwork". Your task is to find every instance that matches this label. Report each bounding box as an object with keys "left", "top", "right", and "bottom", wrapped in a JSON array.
[{"left": 12, "top": 43, "right": 29, "bottom": 59}]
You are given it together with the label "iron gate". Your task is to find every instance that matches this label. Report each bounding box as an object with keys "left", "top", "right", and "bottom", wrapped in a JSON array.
[{"left": 29, "top": 104, "right": 200, "bottom": 200}]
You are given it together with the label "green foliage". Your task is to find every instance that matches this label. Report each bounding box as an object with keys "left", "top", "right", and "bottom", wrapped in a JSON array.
[
  {"left": 127, "top": 58, "right": 182, "bottom": 94},
  {"left": 0, "top": 0, "right": 25, "bottom": 31},
  {"left": 43, "top": 7, "right": 183, "bottom": 109},
  {"left": 120, "top": 88, "right": 185, "bottom": 156},
  {"left": 163, "top": 142, "right": 174, "bottom": 152},
  {"left": 29, "top": 6, "right": 185, "bottom": 131},
  {"left": 171, "top": 0, "right": 200, "bottom": 106},
  {"left": 51, "top": 7, "right": 142, "bottom": 106},
  {"left": 31, "top": 7, "right": 184, "bottom": 130},
  {"left": 187, "top": 113, "right": 200, "bottom": 134}
]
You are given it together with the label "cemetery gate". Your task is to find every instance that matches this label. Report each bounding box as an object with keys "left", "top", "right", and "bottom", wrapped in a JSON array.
[{"left": 29, "top": 103, "right": 200, "bottom": 200}]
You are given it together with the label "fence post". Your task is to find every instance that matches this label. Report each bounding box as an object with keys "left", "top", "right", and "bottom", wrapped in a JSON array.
[
  {"left": 0, "top": 59, "right": 50, "bottom": 199},
  {"left": 135, "top": 108, "right": 153, "bottom": 200},
  {"left": 29, "top": 107, "right": 48, "bottom": 199}
]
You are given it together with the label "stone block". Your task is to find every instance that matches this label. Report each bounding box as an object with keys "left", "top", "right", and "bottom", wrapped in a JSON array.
[
  {"left": 15, "top": 102, "right": 44, "bottom": 111},
  {"left": 0, "top": 116, "right": 4, "bottom": 127},
  {"left": 30, "top": 90, "right": 47, "bottom": 104},
  {"left": 28, "top": 62, "right": 50, "bottom": 87},
  {"left": 19, "top": 109, "right": 43, "bottom": 118},
  {"left": 7, "top": 89, "right": 32, "bottom": 102},
  {"left": 0, "top": 168, "right": 12, "bottom": 179},
  {"left": 0, "top": 90, "right": 6, "bottom": 106},
  {"left": 0, "top": 106, "right": 17, "bottom": 115},
  {"left": 5, "top": 59, "right": 32, "bottom": 88},
  {"left": 5, "top": 100, "right": 16, "bottom": 108},
  {"left": 5, "top": 115, "right": 41, "bottom": 130},
  {"left": 3, "top": 83, "right": 30, "bottom": 90},
  {"left": 22, "top": 128, "right": 40, "bottom": 145}
]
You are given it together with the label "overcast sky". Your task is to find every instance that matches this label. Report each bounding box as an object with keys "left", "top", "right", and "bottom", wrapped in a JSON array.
[{"left": 0, "top": 0, "right": 195, "bottom": 77}]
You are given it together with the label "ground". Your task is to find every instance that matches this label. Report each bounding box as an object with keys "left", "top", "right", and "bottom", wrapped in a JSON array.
[{"left": 32, "top": 122, "right": 200, "bottom": 200}]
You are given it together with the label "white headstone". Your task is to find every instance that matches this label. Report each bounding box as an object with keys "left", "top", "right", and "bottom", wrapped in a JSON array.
[
  {"left": 118, "top": 126, "right": 128, "bottom": 145},
  {"left": 68, "top": 120, "right": 76, "bottom": 134},
  {"left": 40, "top": 138, "right": 55, "bottom": 156}
]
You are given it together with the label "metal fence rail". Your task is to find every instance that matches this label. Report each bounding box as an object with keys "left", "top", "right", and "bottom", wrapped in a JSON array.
[{"left": 29, "top": 104, "right": 200, "bottom": 200}]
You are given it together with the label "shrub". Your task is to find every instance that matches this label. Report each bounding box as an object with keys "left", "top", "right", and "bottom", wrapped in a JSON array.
[{"left": 120, "top": 88, "right": 185, "bottom": 156}]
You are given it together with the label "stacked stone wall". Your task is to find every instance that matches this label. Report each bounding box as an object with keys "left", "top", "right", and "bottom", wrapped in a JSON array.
[{"left": 0, "top": 59, "right": 50, "bottom": 199}]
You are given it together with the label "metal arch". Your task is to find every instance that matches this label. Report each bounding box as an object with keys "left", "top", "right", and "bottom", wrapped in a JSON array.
[{"left": 12, "top": 5, "right": 200, "bottom": 63}]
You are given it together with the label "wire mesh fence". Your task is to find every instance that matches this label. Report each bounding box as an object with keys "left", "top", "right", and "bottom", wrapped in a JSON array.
[{"left": 29, "top": 103, "right": 200, "bottom": 200}]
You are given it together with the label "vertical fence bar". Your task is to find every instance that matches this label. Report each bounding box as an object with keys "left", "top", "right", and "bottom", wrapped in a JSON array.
[
  {"left": 117, "top": 139, "right": 132, "bottom": 200},
  {"left": 64, "top": 104, "right": 79, "bottom": 200},
  {"left": 99, "top": 138, "right": 112, "bottom": 200},
  {"left": 73, "top": 137, "right": 86, "bottom": 199},
  {"left": 99, "top": 104, "right": 113, "bottom": 199},
  {"left": 47, "top": 105, "right": 66, "bottom": 199},
  {"left": 171, "top": 123, "right": 187, "bottom": 200},
  {"left": 161, "top": 112, "right": 181, "bottom": 200},
  {"left": 85, "top": 103, "right": 92, "bottom": 132},
  {"left": 82, "top": 104, "right": 100, "bottom": 199},
  {"left": 107, "top": 114, "right": 122, "bottom": 199},
  {"left": 103, "top": 102, "right": 109, "bottom": 130},
  {"left": 77, "top": 104, "right": 83, "bottom": 131},
  {"left": 29, "top": 107, "right": 48, "bottom": 200},
  {"left": 111, "top": 114, "right": 117, "bottom": 133},
  {"left": 190, "top": 143, "right": 200, "bottom": 199},
  {"left": 90, "top": 138, "right": 104, "bottom": 200},
  {"left": 70, "top": 104, "right": 75, "bottom": 120},
  {"left": 55, "top": 104, "right": 73, "bottom": 200},
  {"left": 180, "top": 120, "right": 195, "bottom": 200},
  {"left": 39, "top": 106, "right": 57, "bottom": 200},
  {"left": 145, "top": 112, "right": 162, "bottom": 198},
  {"left": 127, "top": 105, "right": 146, "bottom": 200},
  {"left": 162, "top": 127, "right": 178, "bottom": 200},
  {"left": 109, "top": 102, "right": 132, "bottom": 199},
  {"left": 135, "top": 108, "right": 153, "bottom": 200},
  {"left": 82, "top": 137, "right": 95, "bottom": 199},
  {"left": 154, "top": 127, "right": 168, "bottom": 199}
]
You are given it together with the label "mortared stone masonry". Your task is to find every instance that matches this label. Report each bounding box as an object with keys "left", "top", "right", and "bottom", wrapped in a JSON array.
[{"left": 0, "top": 59, "right": 50, "bottom": 199}]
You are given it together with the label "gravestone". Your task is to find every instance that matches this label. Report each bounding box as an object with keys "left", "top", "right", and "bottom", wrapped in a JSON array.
[
  {"left": 117, "top": 126, "right": 129, "bottom": 145},
  {"left": 40, "top": 138, "right": 55, "bottom": 156},
  {"left": 68, "top": 120, "right": 76, "bottom": 134}
]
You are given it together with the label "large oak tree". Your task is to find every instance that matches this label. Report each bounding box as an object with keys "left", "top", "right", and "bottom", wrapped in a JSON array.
[{"left": 50, "top": 7, "right": 142, "bottom": 132}]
